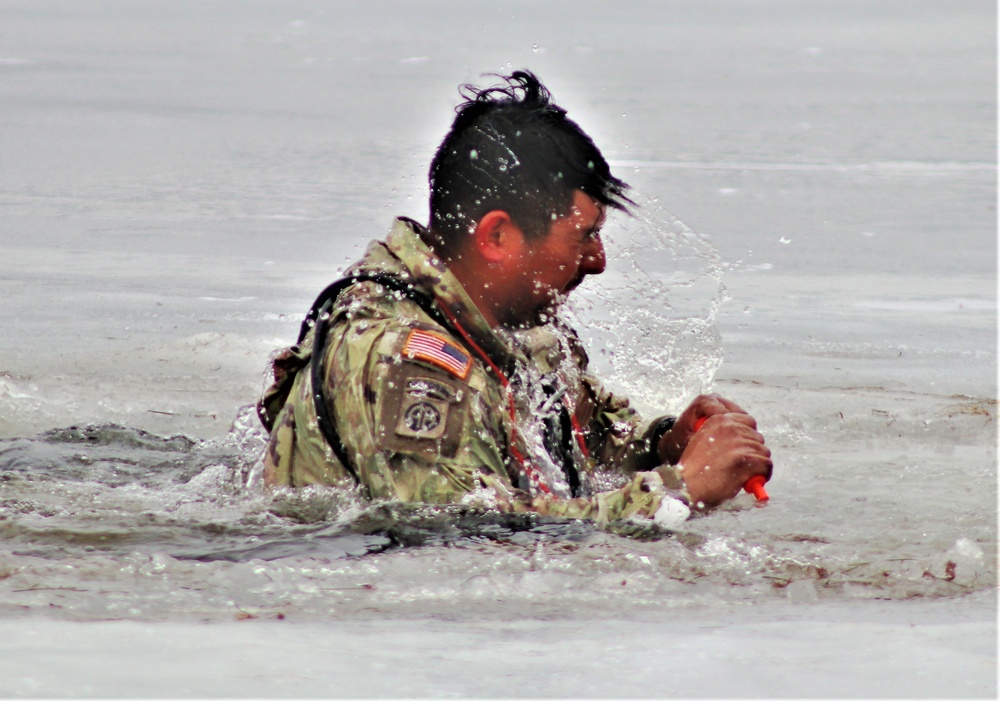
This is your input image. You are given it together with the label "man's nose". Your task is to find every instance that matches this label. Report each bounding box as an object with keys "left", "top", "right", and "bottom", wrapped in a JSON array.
[{"left": 580, "top": 237, "right": 606, "bottom": 276}]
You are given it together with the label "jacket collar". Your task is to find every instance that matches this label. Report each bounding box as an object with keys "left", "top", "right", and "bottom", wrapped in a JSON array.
[{"left": 382, "top": 218, "right": 517, "bottom": 373}]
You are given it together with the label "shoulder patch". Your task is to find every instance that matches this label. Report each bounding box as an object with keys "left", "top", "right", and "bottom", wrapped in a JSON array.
[
  {"left": 401, "top": 329, "right": 472, "bottom": 380},
  {"left": 377, "top": 367, "right": 469, "bottom": 459}
]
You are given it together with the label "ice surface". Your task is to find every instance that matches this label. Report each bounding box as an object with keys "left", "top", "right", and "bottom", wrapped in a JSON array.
[
  {"left": 0, "top": 0, "right": 995, "bottom": 697},
  {"left": 4, "top": 599, "right": 996, "bottom": 697}
]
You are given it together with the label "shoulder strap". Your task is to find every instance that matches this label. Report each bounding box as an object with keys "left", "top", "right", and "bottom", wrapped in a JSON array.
[
  {"left": 306, "top": 273, "right": 458, "bottom": 488},
  {"left": 298, "top": 273, "right": 451, "bottom": 345}
]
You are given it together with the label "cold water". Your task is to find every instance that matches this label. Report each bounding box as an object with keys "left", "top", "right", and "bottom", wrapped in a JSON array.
[{"left": 0, "top": 0, "right": 995, "bottom": 696}]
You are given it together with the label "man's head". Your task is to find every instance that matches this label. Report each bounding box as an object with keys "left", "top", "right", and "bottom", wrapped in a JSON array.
[{"left": 427, "top": 70, "right": 632, "bottom": 255}]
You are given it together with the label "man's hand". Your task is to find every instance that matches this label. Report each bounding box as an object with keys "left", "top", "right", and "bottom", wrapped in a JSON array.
[
  {"left": 656, "top": 394, "right": 772, "bottom": 509},
  {"left": 656, "top": 393, "right": 751, "bottom": 465}
]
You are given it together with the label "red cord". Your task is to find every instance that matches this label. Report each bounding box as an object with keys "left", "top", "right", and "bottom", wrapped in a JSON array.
[{"left": 435, "top": 305, "right": 553, "bottom": 495}]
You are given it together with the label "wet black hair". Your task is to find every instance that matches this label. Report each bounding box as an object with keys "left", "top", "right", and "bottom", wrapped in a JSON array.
[{"left": 427, "top": 70, "right": 632, "bottom": 254}]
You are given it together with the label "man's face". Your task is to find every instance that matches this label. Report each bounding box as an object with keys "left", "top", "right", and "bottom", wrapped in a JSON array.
[{"left": 501, "top": 189, "right": 607, "bottom": 328}]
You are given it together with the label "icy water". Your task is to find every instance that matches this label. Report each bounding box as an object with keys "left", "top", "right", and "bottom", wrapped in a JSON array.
[{"left": 1, "top": 0, "right": 996, "bottom": 697}]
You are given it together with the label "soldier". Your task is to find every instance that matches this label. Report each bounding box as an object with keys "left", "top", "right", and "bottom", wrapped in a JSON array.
[{"left": 258, "top": 71, "right": 771, "bottom": 528}]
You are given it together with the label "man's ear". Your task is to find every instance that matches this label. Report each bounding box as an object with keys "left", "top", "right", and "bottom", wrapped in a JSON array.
[{"left": 472, "top": 210, "right": 525, "bottom": 264}]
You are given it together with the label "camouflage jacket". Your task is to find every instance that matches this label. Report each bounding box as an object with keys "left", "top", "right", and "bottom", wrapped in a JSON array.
[{"left": 260, "top": 218, "right": 690, "bottom": 525}]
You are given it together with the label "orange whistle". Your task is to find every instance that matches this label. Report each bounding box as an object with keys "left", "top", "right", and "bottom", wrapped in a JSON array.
[{"left": 692, "top": 416, "right": 769, "bottom": 502}]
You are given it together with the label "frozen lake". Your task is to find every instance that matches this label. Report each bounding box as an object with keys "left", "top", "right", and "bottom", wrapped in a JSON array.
[{"left": 0, "top": 0, "right": 995, "bottom": 697}]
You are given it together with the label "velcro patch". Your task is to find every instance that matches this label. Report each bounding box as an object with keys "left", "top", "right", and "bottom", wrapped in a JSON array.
[
  {"left": 380, "top": 368, "right": 468, "bottom": 458},
  {"left": 395, "top": 397, "right": 448, "bottom": 440},
  {"left": 402, "top": 329, "right": 472, "bottom": 380}
]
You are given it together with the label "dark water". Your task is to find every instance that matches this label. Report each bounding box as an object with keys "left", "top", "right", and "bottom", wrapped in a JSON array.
[
  {"left": 1, "top": 412, "right": 993, "bottom": 625},
  {"left": 0, "top": 419, "right": 691, "bottom": 564}
]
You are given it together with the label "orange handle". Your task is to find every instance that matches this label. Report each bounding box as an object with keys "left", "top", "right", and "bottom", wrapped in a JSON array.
[
  {"left": 692, "top": 416, "right": 769, "bottom": 502},
  {"left": 743, "top": 474, "right": 769, "bottom": 501}
]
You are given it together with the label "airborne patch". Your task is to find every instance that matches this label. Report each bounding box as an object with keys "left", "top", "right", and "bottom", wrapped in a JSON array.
[
  {"left": 401, "top": 329, "right": 472, "bottom": 380},
  {"left": 381, "top": 369, "right": 468, "bottom": 458},
  {"left": 396, "top": 397, "right": 447, "bottom": 440}
]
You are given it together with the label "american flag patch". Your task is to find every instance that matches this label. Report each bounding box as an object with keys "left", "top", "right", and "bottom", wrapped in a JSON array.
[{"left": 402, "top": 329, "right": 472, "bottom": 380}]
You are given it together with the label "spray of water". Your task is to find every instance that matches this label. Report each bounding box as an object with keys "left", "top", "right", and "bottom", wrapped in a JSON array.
[{"left": 562, "top": 194, "right": 729, "bottom": 417}]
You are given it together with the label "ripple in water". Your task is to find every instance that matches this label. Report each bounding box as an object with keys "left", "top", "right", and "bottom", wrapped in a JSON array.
[{"left": 0, "top": 407, "right": 991, "bottom": 623}]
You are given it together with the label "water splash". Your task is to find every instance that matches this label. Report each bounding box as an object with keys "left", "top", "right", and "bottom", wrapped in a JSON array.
[{"left": 563, "top": 194, "right": 728, "bottom": 416}]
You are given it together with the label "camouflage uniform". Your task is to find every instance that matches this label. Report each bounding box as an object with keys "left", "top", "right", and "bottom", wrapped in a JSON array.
[{"left": 260, "top": 218, "right": 690, "bottom": 525}]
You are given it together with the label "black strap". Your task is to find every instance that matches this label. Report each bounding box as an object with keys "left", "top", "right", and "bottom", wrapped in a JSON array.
[
  {"left": 305, "top": 273, "right": 457, "bottom": 489},
  {"left": 298, "top": 272, "right": 451, "bottom": 345},
  {"left": 645, "top": 415, "right": 677, "bottom": 469},
  {"left": 540, "top": 380, "right": 583, "bottom": 498}
]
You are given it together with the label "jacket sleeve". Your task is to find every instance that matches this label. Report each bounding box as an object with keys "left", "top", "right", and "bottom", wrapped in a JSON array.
[
  {"left": 575, "top": 370, "right": 678, "bottom": 476},
  {"left": 467, "top": 466, "right": 690, "bottom": 526},
  {"left": 539, "top": 321, "right": 675, "bottom": 477}
]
